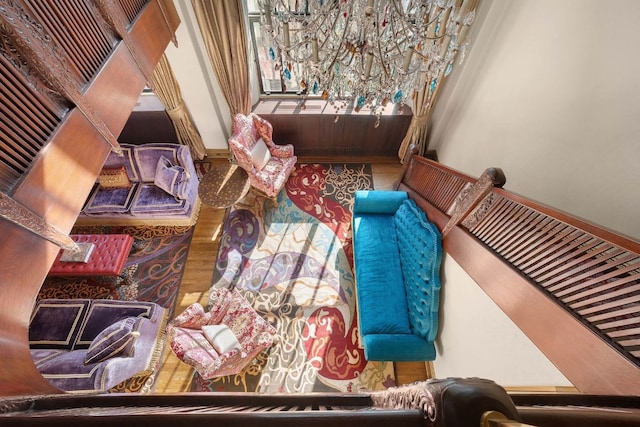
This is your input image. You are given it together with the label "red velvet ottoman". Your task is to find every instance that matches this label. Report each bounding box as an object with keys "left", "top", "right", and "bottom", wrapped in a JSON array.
[{"left": 49, "top": 234, "right": 134, "bottom": 284}]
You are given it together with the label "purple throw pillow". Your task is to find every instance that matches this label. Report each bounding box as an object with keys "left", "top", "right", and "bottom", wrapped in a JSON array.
[
  {"left": 84, "top": 317, "right": 142, "bottom": 364},
  {"left": 154, "top": 155, "right": 188, "bottom": 200}
]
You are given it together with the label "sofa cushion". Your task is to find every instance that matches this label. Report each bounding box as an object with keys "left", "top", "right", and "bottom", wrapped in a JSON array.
[
  {"left": 84, "top": 316, "right": 142, "bottom": 364},
  {"left": 83, "top": 183, "right": 138, "bottom": 214},
  {"left": 393, "top": 199, "right": 442, "bottom": 341},
  {"left": 353, "top": 214, "right": 411, "bottom": 335},
  {"left": 130, "top": 183, "right": 189, "bottom": 214},
  {"left": 29, "top": 299, "right": 91, "bottom": 349},
  {"left": 154, "top": 155, "right": 189, "bottom": 199},
  {"left": 75, "top": 300, "right": 157, "bottom": 349}
]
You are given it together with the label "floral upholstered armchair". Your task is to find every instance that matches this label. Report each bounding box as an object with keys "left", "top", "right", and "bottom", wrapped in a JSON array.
[
  {"left": 166, "top": 286, "right": 277, "bottom": 379},
  {"left": 228, "top": 113, "right": 297, "bottom": 200}
]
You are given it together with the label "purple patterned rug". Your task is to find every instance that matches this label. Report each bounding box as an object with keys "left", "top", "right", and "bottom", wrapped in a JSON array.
[
  {"left": 190, "top": 163, "right": 396, "bottom": 393},
  {"left": 39, "top": 225, "right": 194, "bottom": 317}
]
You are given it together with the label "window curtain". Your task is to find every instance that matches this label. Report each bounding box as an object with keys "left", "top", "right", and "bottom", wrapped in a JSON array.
[
  {"left": 398, "top": 0, "right": 479, "bottom": 161},
  {"left": 191, "top": 0, "right": 252, "bottom": 122},
  {"left": 150, "top": 53, "right": 206, "bottom": 160}
]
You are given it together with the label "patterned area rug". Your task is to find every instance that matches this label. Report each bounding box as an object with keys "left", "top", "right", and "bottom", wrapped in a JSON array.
[
  {"left": 39, "top": 225, "right": 194, "bottom": 318},
  {"left": 190, "top": 163, "right": 396, "bottom": 393}
]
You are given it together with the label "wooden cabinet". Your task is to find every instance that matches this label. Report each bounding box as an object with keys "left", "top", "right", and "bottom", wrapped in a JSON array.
[{"left": 253, "top": 100, "right": 413, "bottom": 157}]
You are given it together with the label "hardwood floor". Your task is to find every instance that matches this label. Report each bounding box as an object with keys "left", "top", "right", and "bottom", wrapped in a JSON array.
[{"left": 152, "top": 160, "right": 429, "bottom": 393}]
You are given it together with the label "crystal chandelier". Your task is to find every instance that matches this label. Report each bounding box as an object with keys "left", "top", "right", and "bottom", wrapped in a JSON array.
[{"left": 258, "top": 0, "right": 476, "bottom": 117}]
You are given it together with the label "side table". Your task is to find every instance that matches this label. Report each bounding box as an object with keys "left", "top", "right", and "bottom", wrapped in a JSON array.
[
  {"left": 199, "top": 163, "right": 251, "bottom": 209},
  {"left": 48, "top": 234, "right": 134, "bottom": 285}
]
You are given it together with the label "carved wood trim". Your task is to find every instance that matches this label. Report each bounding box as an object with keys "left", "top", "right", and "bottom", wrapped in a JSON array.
[
  {"left": 393, "top": 143, "right": 419, "bottom": 190},
  {"left": 442, "top": 167, "right": 506, "bottom": 238},
  {"left": 399, "top": 154, "right": 640, "bottom": 395},
  {"left": 0, "top": 192, "right": 77, "bottom": 251},
  {"left": 0, "top": 0, "right": 122, "bottom": 154}
]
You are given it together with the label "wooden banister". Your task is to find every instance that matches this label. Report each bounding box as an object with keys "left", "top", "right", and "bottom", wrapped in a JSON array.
[
  {"left": 0, "top": 0, "right": 178, "bottom": 397},
  {"left": 398, "top": 154, "right": 640, "bottom": 396}
]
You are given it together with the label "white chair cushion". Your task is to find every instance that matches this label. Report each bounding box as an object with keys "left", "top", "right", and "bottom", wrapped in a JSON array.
[
  {"left": 250, "top": 138, "right": 271, "bottom": 170},
  {"left": 201, "top": 324, "right": 241, "bottom": 354}
]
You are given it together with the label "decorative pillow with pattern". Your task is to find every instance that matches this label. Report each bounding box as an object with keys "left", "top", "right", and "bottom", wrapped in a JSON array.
[
  {"left": 84, "top": 317, "right": 142, "bottom": 364},
  {"left": 98, "top": 166, "right": 131, "bottom": 189}
]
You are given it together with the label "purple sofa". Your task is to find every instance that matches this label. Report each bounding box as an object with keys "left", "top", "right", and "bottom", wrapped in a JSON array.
[
  {"left": 77, "top": 143, "right": 200, "bottom": 226},
  {"left": 29, "top": 298, "right": 168, "bottom": 392}
]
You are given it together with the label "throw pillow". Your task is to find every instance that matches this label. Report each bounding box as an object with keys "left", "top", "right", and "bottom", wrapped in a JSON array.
[
  {"left": 154, "top": 155, "right": 188, "bottom": 199},
  {"left": 84, "top": 317, "right": 141, "bottom": 364},
  {"left": 250, "top": 138, "right": 271, "bottom": 170},
  {"left": 201, "top": 324, "right": 242, "bottom": 355},
  {"left": 98, "top": 166, "right": 131, "bottom": 189}
]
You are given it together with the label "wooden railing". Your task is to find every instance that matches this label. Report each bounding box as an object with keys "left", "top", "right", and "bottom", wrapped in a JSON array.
[
  {"left": 397, "top": 152, "right": 640, "bottom": 396},
  {"left": 1, "top": 385, "right": 638, "bottom": 425},
  {"left": 0, "top": 393, "right": 425, "bottom": 426},
  {"left": 118, "top": 0, "right": 149, "bottom": 24},
  {"left": 0, "top": 0, "right": 178, "bottom": 397}
]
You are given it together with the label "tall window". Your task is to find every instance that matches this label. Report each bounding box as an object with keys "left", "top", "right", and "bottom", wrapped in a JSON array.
[{"left": 246, "top": 0, "right": 302, "bottom": 95}]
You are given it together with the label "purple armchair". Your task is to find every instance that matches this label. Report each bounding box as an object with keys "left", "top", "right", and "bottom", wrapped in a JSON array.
[{"left": 228, "top": 113, "right": 297, "bottom": 201}]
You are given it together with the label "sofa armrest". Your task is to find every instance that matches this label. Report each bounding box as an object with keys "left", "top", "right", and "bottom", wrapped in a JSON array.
[
  {"left": 268, "top": 142, "right": 295, "bottom": 158},
  {"left": 354, "top": 190, "right": 408, "bottom": 215},
  {"left": 176, "top": 145, "right": 198, "bottom": 183},
  {"left": 362, "top": 333, "right": 436, "bottom": 361},
  {"left": 176, "top": 145, "right": 200, "bottom": 204}
]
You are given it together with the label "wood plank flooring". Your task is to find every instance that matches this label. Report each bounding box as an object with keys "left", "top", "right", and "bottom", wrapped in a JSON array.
[{"left": 153, "top": 160, "right": 429, "bottom": 394}]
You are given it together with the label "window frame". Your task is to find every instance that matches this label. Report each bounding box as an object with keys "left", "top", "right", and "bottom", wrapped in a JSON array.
[{"left": 246, "top": 7, "right": 312, "bottom": 98}]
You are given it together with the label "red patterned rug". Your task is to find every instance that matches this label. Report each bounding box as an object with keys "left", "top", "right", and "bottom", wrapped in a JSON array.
[
  {"left": 39, "top": 225, "right": 194, "bottom": 318},
  {"left": 190, "top": 163, "right": 396, "bottom": 393}
]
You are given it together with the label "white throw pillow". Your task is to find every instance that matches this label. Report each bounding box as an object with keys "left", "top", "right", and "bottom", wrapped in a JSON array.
[
  {"left": 201, "top": 324, "right": 241, "bottom": 354},
  {"left": 250, "top": 138, "right": 271, "bottom": 170}
]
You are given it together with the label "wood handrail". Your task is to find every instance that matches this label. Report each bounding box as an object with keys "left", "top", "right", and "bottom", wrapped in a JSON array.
[
  {"left": 0, "top": 0, "right": 178, "bottom": 397},
  {"left": 398, "top": 152, "right": 640, "bottom": 396}
]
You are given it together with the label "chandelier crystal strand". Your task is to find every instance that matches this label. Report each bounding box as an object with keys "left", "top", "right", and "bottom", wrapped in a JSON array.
[{"left": 258, "top": 0, "right": 475, "bottom": 115}]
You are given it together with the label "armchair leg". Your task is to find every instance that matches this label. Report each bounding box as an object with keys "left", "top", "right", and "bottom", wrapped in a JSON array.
[{"left": 249, "top": 187, "right": 279, "bottom": 208}]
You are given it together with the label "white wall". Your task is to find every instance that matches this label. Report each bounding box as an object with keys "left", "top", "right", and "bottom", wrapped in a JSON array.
[
  {"left": 429, "top": 0, "right": 640, "bottom": 387},
  {"left": 431, "top": 0, "right": 640, "bottom": 240},
  {"left": 164, "top": 1, "right": 231, "bottom": 150},
  {"left": 436, "top": 255, "right": 571, "bottom": 387}
]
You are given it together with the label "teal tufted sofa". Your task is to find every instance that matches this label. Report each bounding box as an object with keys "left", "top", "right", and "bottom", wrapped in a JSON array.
[{"left": 352, "top": 190, "right": 443, "bottom": 361}]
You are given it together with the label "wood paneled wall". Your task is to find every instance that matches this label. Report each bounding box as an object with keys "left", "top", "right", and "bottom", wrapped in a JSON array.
[{"left": 253, "top": 99, "right": 413, "bottom": 157}]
